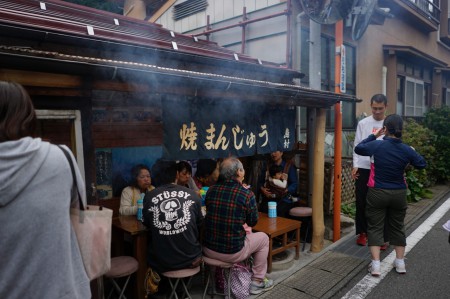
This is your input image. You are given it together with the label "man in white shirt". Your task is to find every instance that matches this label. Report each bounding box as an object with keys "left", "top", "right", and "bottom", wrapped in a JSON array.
[{"left": 352, "top": 94, "right": 388, "bottom": 247}]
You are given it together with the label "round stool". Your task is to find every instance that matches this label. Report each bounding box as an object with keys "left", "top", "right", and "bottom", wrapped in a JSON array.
[
  {"left": 289, "top": 207, "right": 313, "bottom": 251},
  {"left": 202, "top": 256, "right": 235, "bottom": 299},
  {"left": 162, "top": 266, "right": 200, "bottom": 299},
  {"left": 105, "top": 256, "right": 139, "bottom": 299}
]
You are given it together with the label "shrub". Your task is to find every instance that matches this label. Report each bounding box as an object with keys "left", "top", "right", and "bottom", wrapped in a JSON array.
[
  {"left": 423, "top": 106, "right": 450, "bottom": 183},
  {"left": 402, "top": 118, "right": 437, "bottom": 202},
  {"left": 341, "top": 202, "right": 356, "bottom": 219},
  {"left": 402, "top": 118, "right": 437, "bottom": 187}
]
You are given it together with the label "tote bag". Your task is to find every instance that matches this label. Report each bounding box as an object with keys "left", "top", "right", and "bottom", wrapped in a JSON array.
[
  {"left": 60, "top": 146, "right": 113, "bottom": 280},
  {"left": 223, "top": 263, "right": 252, "bottom": 299}
]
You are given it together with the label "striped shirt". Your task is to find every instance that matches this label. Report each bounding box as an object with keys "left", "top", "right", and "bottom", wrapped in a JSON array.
[{"left": 204, "top": 179, "right": 259, "bottom": 254}]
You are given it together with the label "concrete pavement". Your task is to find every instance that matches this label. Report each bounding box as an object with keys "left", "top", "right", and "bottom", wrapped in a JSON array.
[
  {"left": 182, "top": 185, "right": 450, "bottom": 299},
  {"left": 253, "top": 184, "right": 450, "bottom": 299}
]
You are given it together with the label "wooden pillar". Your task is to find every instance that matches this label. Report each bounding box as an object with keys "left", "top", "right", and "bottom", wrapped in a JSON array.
[
  {"left": 124, "top": 0, "right": 147, "bottom": 20},
  {"left": 310, "top": 108, "right": 326, "bottom": 252}
]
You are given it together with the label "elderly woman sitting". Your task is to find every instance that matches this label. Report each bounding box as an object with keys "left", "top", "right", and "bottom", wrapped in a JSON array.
[{"left": 119, "top": 164, "right": 155, "bottom": 215}]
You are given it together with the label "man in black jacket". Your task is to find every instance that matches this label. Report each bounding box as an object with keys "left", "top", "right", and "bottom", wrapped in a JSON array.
[{"left": 142, "top": 161, "right": 203, "bottom": 273}]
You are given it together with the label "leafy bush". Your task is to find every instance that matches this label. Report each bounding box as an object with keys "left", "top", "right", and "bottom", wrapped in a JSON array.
[
  {"left": 423, "top": 106, "right": 450, "bottom": 183},
  {"left": 402, "top": 118, "right": 437, "bottom": 187},
  {"left": 341, "top": 202, "right": 356, "bottom": 219},
  {"left": 405, "top": 171, "right": 433, "bottom": 202}
]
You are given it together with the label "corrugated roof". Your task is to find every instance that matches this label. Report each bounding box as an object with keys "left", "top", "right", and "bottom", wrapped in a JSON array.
[
  {"left": 0, "top": 0, "right": 360, "bottom": 107},
  {"left": 0, "top": 0, "right": 284, "bottom": 68}
]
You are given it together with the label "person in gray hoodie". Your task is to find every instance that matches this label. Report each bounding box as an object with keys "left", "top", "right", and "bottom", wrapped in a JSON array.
[{"left": 0, "top": 81, "right": 91, "bottom": 298}]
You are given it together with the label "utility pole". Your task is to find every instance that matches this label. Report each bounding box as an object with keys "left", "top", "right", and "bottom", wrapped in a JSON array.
[{"left": 333, "top": 20, "right": 343, "bottom": 242}]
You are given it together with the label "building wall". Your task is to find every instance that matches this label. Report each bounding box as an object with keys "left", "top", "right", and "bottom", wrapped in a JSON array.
[
  {"left": 355, "top": 16, "right": 450, "bottom": 116},
  {"left": 154, "top": 1, "right": 450, "bottom": 118},
  {"left": 156, "top": 0, "right": 284, "bottom": 33}
]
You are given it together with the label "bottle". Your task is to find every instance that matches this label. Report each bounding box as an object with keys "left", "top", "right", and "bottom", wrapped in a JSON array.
[
  {"left": 137, "top": 193, "right": 144, "bottom": 221},
  {"left": 199, "top": 186, "right": 209, "bottom": 207},
  {"left": 268, "top": 201, "right": 277, "bottom": 218}
]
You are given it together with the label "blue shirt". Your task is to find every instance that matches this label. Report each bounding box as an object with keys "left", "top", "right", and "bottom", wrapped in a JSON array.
[{"left": 355, "top": 135, "right": 426, "bottom": 189}]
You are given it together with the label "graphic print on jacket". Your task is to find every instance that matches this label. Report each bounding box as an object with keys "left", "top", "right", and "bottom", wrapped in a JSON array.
[{"left": 148, "top": 190, "right": 193, "bottom": 235}]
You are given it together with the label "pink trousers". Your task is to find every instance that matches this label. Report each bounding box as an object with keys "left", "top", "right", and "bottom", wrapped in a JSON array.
[{"left": 203, "top": 232, "right": 269, "bottom": 280}]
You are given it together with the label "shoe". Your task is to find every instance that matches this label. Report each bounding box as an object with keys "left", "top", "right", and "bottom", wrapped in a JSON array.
[
  {"left": 393, "top": 261, "right": 406, "bottom": 274},
  {"left": 250, "top": 278, "right": 274, "bottom": 294},
  {"left": 368, "top": 262, "right": 381, "bottom": 277},
  {"left": 380, "top": 242, "right": 389, "bottom": 251},
  {"left": 356, "top": 233, "right": 367, "bottom": 246}
]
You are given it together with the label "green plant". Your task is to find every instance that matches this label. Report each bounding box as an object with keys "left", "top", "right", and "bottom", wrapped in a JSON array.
[
  {"left": 403, "top": 118, "right": 437, "bottom": 187},
  {"left": 341, "top": 202, "right": 356, "bottom": 219},
  {"left": 423, "top": 106, "right": 450, "bottom": 183},
  {"left": 405, "top": 170, "right": 433, "bottom": 202}
]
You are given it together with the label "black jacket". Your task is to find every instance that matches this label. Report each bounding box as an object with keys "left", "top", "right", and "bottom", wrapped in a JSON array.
[{"left": 143, "top": 184, "right": 203, "bottom": 272}]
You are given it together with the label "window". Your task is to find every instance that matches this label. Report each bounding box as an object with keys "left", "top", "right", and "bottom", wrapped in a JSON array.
[
  {"left": 404, "top": 77, "right": 426, "bottom": 116},
  {"left": 396, "top": 57, "right": 432, "bottom": 116},
  {"left": 445, "top": 88, "right": 450, "bottom": 106},
  {"left": 173, "top": 0, "right": 208, "bottom": 21}
]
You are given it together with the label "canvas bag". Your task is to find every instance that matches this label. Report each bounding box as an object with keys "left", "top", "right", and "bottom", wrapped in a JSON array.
[
  {"left": 60, "top": 146, "right": 113, "bottom": 280},
  {"left": 223, "top": 263, "right": 252, "bottom": 299}
]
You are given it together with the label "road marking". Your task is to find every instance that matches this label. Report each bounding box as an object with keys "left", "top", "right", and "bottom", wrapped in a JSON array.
[{"left": 341, "top": 197, "right": 450, "bottom": 299}]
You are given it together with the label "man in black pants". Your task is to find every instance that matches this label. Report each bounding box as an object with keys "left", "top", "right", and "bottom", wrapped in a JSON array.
[{"left": 352, "top": 94, "right": 389, "bottom": 249}]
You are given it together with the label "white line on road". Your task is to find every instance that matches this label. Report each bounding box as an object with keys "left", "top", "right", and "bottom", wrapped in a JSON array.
[{"left": 341, "top": 197, "right": 450, "bottom": 299}]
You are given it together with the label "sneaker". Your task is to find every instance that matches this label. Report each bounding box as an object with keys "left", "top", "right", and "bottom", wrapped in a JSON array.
[
  {"left": 368, "top": 262, "right": 381, "bottom": 277},
  {"left": 356, "top": 233, "right": 367, "bottom": 246},
  {"left": 393, "top": 261, "right": 406, "bottom": 274},
  {"left": 250, "top": 278, "right": 274, "bottom": 294},
  {"left": 380, "top": 242, "right": 389, "bottom": 251}
]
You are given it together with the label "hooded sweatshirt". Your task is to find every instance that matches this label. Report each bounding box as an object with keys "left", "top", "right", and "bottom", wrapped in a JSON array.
[{"left": 0, "top": 137, "right": 91, "bottom": 299}]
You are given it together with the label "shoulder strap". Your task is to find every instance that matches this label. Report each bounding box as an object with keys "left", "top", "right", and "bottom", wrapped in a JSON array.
[
  {"left": 58, "top": 145, "right": 85, "bottom": 211},
  {"left": 283, "top": 160, "right": 292, "bottom": 174}
]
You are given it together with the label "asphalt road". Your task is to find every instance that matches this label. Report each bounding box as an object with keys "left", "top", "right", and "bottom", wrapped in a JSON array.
[{"left": 336, "top": 194, "right": 450, "bottom": 299}]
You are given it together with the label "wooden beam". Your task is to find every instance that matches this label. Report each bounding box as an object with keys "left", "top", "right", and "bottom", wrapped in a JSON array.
[
  {"left": 148, "top": 0, "right": 177, "bottom": 23},
  {"left": 0, "top": 69, "right": 83, "bottom": 87}
]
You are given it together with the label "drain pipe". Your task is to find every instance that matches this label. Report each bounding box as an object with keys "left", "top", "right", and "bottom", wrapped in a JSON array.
[
  {"left": 294, "top": 12, "right": 305, "bottom": 145},
  {"left": 293, "top": 7, "right": 304, "bottom": 197},
  {"left": 382, "top": 66, "right": 387, "bottom": 95}
]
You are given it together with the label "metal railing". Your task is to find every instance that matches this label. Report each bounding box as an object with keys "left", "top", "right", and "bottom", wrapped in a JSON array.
[{"left": 400, "top": 0, "right": 441, "bottom": 23}]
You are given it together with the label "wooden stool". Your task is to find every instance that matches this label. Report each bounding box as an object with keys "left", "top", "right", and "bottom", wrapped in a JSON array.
[
  {"left": 162, "top": 266, "right": 200, "bottom": 299},
  {"left": 289, "top": 206, "right": 312, "bottom": 251},
  {"left": 105, "top": 256, "right": 139, "bottom": 299},
  {"left": 202, "top": 256, "right": 235, "bottom": 299}
]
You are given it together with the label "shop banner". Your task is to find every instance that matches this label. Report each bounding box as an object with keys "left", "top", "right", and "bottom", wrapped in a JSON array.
[{"left": 162, "top": 97, "right": 295, "bottom": 160}]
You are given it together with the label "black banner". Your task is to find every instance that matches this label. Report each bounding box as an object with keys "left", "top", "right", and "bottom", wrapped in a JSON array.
[{"left": 162, "top": 97, "right": 295, "bottom": 160}]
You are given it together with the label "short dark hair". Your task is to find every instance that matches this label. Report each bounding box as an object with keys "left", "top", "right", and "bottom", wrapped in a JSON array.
[
  {"left": 383, "top": 114, "right": 403, "bottom": 138},
  {"left": 177, "top": 161, "right": 192, "bottom": 174},
  {"left": 158, "top": 161, "right": 178, "bottom": 185},
  {"left": 130, "top": 164, "right": 150, "bottom": 188},
  {"left": 0, "top": 81, "right": 36, "bottom": 142},
  {"left": 195, "top": 159, "right": 217, "bottom": 179},
  {"left": 269, "top": 164, "right": 283, "bottom": 178},
  {"left": 370, "top": 94, "right": 387, "bottom": 106}
]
